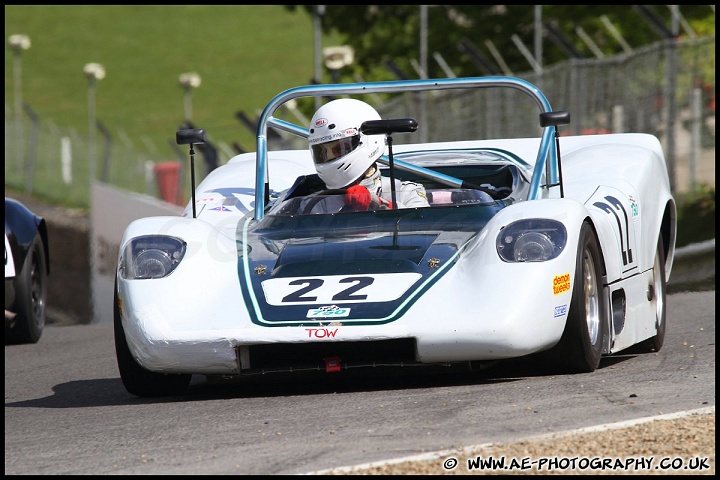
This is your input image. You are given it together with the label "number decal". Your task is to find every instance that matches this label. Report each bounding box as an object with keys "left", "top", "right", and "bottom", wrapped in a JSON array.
[
  {"left": 262, "top": 272, "right": 422, "bottom": 306},
  {"left": 281, "top": 278, "right": 323, "bottom": 302},
  {"left": 332, "top": 277, "right": 374, "bottom": 301},
  {"left": 280, "top": 277, "right": 375, "bottom": 303},
  {"left": 594, "top": 195, "right": 632, "bottom": 265},
  {"left": 591, "top": 189, "right": 639, "bottom": 275}
]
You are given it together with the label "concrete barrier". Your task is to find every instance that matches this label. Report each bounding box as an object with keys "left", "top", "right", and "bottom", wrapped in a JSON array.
[{"left": 90, "top": 182, "right": 184, "bottom": 324}]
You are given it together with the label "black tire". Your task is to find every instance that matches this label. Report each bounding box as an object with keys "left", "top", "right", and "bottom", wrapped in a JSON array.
[
  {"left": 638, "top": 237, "right": 667, "bottom": 352},
  {"left": 114, "top": 277, "right": 191, "bottom": 397},
  {"left": 554, "top": 222, "right": 607, "bottom": 373},
  {"left": 6, "top": 234, "right": 47, "bottom": 344}
]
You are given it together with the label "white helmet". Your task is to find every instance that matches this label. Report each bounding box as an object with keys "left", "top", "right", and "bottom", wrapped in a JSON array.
[{"left": 308, "top": 99, "right": 385, "bottom": 189}]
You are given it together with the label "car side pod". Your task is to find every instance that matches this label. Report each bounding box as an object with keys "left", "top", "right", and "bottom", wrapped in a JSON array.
[{"left": 176, "top": 128, "right": 207, "bottom": 219}]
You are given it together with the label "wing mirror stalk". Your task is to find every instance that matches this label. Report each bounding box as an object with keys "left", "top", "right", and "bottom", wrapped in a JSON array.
[
  {"left": 539, "top": 110, "right": 571, "bottom": 199},
  {"left": 176, "top": 128, "right": 207, "bottom": 218}
]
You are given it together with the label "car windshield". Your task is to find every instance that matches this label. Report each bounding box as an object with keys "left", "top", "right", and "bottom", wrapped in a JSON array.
[
  {"left": 272, "top": 188, "right": 498, "bottom": 216},
  {"left": 393, "top": 148, "right": 533, "bottom": 178},
  {"left": 268, "top": 148, "right": 527, "bottom": 217}
]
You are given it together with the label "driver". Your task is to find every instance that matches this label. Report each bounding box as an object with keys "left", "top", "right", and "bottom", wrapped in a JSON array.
[{"left": 308, "top": 98, "right": 428, "bottom": 211}]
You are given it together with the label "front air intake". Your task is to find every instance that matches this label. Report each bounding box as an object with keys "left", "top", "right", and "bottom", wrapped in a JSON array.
[{"left": 240, "top": 338, "right": 419, "bottom": 374}]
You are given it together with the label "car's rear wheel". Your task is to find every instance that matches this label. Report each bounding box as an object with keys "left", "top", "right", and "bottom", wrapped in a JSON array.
[
  {"left": 638, "top": 237, "right": 667, "bottom": 352},
  {"left": 6, "top": 234, "right": 47, "bottom": 344},
  {"left": 554, "top": 222, "right": 607, "bottom": 373},
  {"left": 114, "top": 277, "right": 192, "bottom": 397}
]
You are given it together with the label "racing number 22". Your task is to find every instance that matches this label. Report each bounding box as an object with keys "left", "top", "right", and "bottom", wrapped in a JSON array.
[{"left": 281, "top": 276, "right": 374, "bottom": 303}]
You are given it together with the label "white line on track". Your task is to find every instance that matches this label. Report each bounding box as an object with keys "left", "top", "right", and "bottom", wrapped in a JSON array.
[{"left": 302, "top": 405, "right": 715, "bottom": 475}]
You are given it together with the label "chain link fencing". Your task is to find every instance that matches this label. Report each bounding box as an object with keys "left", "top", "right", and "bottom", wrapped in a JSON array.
[
  {"left": 4, "top": 36, "right": 715, "bottom": 208},
  {"left": 380, "top": 37, "right": 715, "bottom": 195}
]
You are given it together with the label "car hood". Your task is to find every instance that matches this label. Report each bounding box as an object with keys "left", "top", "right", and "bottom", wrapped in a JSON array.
[
  {"left": 235, "top": 206, "right": 503, "bottom": 326},
  {"left": 272, "top": 232, "right": 440, "bottom": 277}
]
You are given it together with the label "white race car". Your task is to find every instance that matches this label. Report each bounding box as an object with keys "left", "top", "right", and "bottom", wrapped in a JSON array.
[{"left": 114, "top": 76, "right": 676, "bottom": 397}]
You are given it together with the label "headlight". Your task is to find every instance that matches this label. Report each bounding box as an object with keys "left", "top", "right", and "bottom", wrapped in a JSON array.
[
  {"left": 119, "top": 235, "right": 186, "bottom": 279},
  {"left": 496, "top": 219, "right": 567, "bottom": 262}
]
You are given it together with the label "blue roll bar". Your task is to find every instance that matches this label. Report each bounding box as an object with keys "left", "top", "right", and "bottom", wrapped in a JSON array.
[{"left": 255, "top": 76, "right": 557, "bottom": 220}]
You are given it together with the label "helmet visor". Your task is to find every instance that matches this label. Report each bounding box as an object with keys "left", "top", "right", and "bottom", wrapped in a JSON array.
[{"left": 311, "top": 135, "right": 361, "bottom": 164}]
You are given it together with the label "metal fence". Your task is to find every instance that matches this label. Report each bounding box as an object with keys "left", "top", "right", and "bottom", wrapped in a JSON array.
[
  {"left": 4, "top": 108, "right": 166, "bottom": 208},
  {"left": 380, "top": 36, "right": 715, "bottom": 195},
  {"left": 4, "top": 36, "right": 715, "bottom": 208}
]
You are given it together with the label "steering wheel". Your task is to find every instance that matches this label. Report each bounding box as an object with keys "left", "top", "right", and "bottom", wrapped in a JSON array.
[
  {"left": 300, "top": 189, "right": 348, "bottom": 215},
  {"left": 481, "top": 187, "right": 507, "bottom": 200}
]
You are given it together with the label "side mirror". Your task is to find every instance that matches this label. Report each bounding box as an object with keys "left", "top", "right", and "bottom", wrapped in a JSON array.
[
  {"left": 539, "top": 111, "right": 570, "bottom": 128},
  {"left": 174, "top": 128, "right": 207, "bottom": 219},
  {"left": 360, "top": 118, "right": 418, "bottom": 135},
  {"left": 176, "top": 128, "right": 207, "bottom": 145}
]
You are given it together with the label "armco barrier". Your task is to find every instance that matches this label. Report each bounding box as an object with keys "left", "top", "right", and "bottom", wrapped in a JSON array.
[{"left": 667, "top": 239, "right": 715, "bottom": 291}]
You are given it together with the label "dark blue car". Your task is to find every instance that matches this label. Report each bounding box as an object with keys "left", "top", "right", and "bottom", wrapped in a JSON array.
[{"left": 5, "top": 198, "right": 50, "bottom": 344}]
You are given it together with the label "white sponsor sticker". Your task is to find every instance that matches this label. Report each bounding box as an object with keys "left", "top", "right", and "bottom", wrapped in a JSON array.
[{"left": 306, "top": 305, "right": 350, "bottom": 318}]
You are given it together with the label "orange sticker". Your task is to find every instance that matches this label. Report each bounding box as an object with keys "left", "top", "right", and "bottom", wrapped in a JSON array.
[{"left": 553, "top": 273, "right": 571, "bottom": 295}]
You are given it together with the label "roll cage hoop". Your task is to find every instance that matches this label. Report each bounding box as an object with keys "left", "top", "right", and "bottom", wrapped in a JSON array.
[{"left": 178, "top": 76, "right": 570, "bottom": 221}]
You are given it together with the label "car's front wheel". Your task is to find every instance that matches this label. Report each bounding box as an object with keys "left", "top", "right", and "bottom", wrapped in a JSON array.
[
  {"left": 553, "top": 221, "right": 607, "bottom": 373},
  {"left": 6, "top": 234, "right": 47, "bottom": 344},
  {"left": 114, "top": 277, "right": 192, "bottom": 397}
]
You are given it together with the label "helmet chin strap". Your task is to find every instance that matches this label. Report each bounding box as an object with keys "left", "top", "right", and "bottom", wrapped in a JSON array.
[{"left": 358, "top": 163, "right": 382, "bottom": 197}]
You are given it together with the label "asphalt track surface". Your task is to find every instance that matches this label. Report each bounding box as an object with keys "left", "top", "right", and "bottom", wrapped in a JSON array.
[{"left": 4, "top": 288, "right": 714, "bottom": 475}]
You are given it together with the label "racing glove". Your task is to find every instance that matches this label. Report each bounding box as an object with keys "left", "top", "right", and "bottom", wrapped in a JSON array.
[{"left": 345, "top": 185, "right": 393, "bottom": 211}]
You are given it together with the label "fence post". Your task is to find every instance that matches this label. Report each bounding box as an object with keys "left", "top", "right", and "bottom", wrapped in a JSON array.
[
  {"left": 612, "top": 105, "right": 624, "bottom": 133},
  {"left": 97, "top": 120, "right": 112, "bottom": 183},
  {"left": 23, "top": 104, "right": 39, "bottom": 195},
  {"left": 61, "top": 136, "right": 72, "bottom": 184},
  {"left": 690, "top": 87, "right": 702, "bottom": 190}
]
